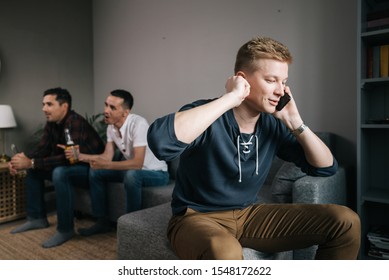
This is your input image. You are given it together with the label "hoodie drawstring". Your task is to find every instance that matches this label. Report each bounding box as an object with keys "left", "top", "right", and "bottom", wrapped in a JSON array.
[
  {"left": 255, "top": 135, "right": 259, "bottom": 176},
  {"left": 237, "top": 135, "right": 242, "bottom": 182},
  {"left": 237, "top": 134, "right": 259, "bottom": 183}
]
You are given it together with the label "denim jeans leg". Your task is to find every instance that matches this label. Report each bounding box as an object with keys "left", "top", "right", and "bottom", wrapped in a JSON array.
[
  {"left": 124, "top": 170, "right": 169, "bottom": 213},
  {"left": 89, "top": 168, "right": 125, "bottom": 218},
  {"left": 52, "top": 165, "right": 89, "bottom": 232},
  {"left": 25, "top": 169, "right": 52, "bottom": 219}
]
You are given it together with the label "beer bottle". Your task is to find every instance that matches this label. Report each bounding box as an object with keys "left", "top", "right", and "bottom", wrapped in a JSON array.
[
  {"left": 11, "top": 144, "right": 27, "bottom": 177},
  {"left": 64, "top": 128, "right": 78, "bottom": 164}
]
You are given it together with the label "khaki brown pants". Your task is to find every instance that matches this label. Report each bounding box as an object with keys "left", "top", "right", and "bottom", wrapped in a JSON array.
[{"left": 167, "top": 204, "right": 360, "bottom": 260}]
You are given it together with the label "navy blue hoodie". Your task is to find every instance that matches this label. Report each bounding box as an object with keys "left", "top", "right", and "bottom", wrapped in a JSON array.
[{"left": 147, "top": 99, "right": 338, "bottom": 215}]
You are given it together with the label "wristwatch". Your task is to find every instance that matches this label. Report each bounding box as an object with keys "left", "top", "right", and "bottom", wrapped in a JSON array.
[{"left": 292, "top": 123, "right": 308, "bottom": 136}]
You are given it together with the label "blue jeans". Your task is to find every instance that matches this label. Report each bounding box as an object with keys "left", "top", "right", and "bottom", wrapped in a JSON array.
[
  {"left": 88, "top": 169, "right": 169, "bottom": 217},
  {"left": 25, "top": 165, "right": 89, "bottom": 232}
]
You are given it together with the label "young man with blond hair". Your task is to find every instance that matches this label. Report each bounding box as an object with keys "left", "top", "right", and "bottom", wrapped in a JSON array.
[{"left": 148, "top": 37, "right": 360, "bottom": 260}]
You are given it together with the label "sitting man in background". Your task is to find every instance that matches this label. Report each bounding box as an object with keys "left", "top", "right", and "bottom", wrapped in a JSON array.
[
  {"left": 9, "top": 87, "right": 105, "bottom": 248},
  {"left": 64, "top": 89, "right": 169, "bottom": 236}
]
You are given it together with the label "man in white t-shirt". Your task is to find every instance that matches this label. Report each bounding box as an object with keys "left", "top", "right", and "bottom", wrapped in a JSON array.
[{"left": 64, "top": 89, "right": 169, "bottom": 235}]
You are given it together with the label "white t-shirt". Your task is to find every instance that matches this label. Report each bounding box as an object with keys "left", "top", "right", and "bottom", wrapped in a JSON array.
[{"left": 106, "top": 114, "right": 168, "bottom": 171}]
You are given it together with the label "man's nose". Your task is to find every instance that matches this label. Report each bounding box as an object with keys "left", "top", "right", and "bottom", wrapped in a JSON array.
[{"left": 275, "top": 83, "right": 285, "bottom": 95}]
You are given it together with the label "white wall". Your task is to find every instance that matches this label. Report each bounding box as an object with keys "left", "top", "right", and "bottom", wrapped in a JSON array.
[
  {"left": 0, "top": 0, "right": 94, "bottom": 152},
  {"left": 93, "top": 0, "right": 357, "bottom": 166}
]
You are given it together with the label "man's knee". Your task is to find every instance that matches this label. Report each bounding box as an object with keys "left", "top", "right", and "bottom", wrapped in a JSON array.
[
  {"left": 89, "top": 169, "right": 113, "bottom": 188},
  {"left": 316, "top": 204, "right": 361, "bottom": 259},
  {"left": 52, "top": 166, "right": 67, "bottom": 183},
  {"left": 328, "top": 205, "right": 361, "bottom": 240},
  {"left": 89, "top": 168, "right": 101, "bottom": 180},
  {"left": 204, "top": 234, "right": 243, "bottom": 260},
  {"left": 174, "top": 235, "right": 243, "bottom": 260},
  {"left": 169, "top": 210, "right": 242, "bottom": 260},
  {"left": 329, "top": 205, "right": 360, "bottom": 227},
  {"left": 123, "top": 170, "right": 139, "bottom": 186},
  {"left": 342, "top": 206, "right": 361, "bottom": 240}
]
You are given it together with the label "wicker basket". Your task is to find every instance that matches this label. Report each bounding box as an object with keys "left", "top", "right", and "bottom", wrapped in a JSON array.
[{"left": 0, "top": 163, "right": 26, "bottom": 223}]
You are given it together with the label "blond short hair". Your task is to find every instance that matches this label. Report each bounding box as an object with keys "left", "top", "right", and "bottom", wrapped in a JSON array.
[{"left": 234, "top": 36, "right": 292, "bottom": 74}]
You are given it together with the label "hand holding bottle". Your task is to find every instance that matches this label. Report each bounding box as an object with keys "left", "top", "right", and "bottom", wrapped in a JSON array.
[
  {"left": 64, "top": 128, "right": 79, "bottom": 164},
  {"left": 58, "top": 144, "right": 79, "bottom": 158},
  {"left": 9, "top": 144, "right": 27, "bottom": 177}
]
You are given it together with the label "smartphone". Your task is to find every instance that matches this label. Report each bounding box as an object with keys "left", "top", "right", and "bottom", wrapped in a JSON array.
[{"left": 276, "top": 92, "right": 291, "bottom": 111}]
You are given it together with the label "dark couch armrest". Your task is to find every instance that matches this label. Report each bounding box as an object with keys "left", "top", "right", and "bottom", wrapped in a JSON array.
[{"left": 292, "top": 167, "right": 347, "bottom": 205}]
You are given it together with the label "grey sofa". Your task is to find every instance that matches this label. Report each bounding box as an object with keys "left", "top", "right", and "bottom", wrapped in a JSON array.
[
  {"left": 116, "top": 132, "right": 348, "bottom": 260},
  {"left": 73, "top": 160, "right": 178, "bottom": 222}
]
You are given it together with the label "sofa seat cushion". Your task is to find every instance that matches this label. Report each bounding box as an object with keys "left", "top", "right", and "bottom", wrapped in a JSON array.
[
  {"left": 117, "top": 202, "right": 178, "bottom": 260},
  {"left": 74, "top": 182, "right": 174, "bottom": 222},
  {"left": 117, "top": 202, "right": 292, "bottom": 260},
  {"left": 271, "top": 162, "right": 306, "bottom": 203}
]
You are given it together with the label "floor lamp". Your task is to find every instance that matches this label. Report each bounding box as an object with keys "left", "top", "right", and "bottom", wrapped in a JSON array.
[{"left": 0, "top": 105, "right": 17, "bottom": 163}]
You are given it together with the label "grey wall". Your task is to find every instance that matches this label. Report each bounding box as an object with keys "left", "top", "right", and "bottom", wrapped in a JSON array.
[
  {"left": 0, "top": 0, "right": 358, "bottom": 169},
  {"left": 0, "top": 0, "right": 94, "bottom": 153},
  {"left": 93, "top": 0, "right": 357, "bottom": 167}
]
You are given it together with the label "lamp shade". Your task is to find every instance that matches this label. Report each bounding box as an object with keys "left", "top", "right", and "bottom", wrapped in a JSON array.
[{"left": 0, "top": 105, "right": 17, "bottom": 128}]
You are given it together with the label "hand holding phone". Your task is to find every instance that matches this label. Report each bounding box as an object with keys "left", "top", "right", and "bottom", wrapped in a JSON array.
[{"left": 276, "top": 92, "right": 291, "bottom": 111}]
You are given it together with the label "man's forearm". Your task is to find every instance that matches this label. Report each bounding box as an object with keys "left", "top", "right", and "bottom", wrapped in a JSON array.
[
  {"left": 174, "top": 95, "right": 237, "bottom": 144},
  {"left": 296, "top": 128, "right": 334, "bottom": 168}
]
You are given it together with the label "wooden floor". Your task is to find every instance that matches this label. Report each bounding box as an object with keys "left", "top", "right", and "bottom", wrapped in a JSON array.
[{"left": 0, "top": 214, "right": 117, "bottom": 260}]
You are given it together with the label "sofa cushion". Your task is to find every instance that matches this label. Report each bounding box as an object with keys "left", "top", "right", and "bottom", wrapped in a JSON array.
[
  {"left": 271, "top": 162, "right": 306, "bottom": 203},
  {"left": 117, "top": 202, "right": 178, "bottom": 260},
  {"left": 117, "top": 202, "right": 293, "bottom": 260},
  {"left": 74, "top": 181, "right": 174, "bottom": 222}
]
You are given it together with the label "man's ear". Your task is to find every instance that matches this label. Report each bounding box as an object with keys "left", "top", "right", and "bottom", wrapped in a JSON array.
[
  {"left": 62, "top": 102, "right": 69, "bottom": 110},
  {"left": 236, "top": 71, "right": 247, "bottom": 79},
  {"left": 123, "top": 108, "right": 130, "bottom": 117}
]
